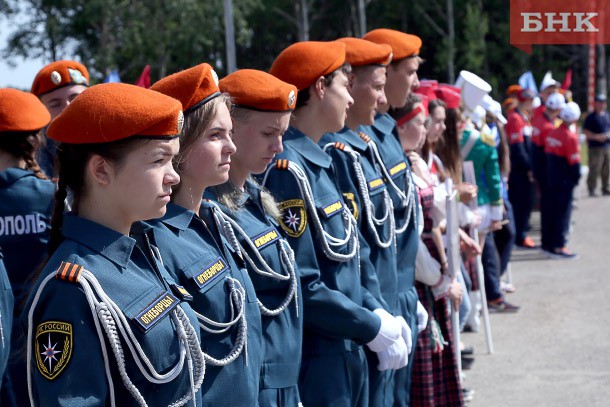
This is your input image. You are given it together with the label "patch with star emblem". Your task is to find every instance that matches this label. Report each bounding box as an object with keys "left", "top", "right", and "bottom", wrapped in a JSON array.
[
  {"left": 35, "top": 321, "right": 73, "bottom": 380},
  {"left": 343, "top": 192, "right": 359, "bottom": 221},
  {"left": 278, "top": 199, "right": 307, "bottom": 238}
]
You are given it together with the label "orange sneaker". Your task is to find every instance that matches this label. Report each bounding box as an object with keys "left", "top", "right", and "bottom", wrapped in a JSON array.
[{"left": 519, "top": 236, "right": 536, "bottom": 248}]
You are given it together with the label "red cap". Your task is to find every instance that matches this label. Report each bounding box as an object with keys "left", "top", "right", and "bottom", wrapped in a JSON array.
[
  {"left": 0, "top": 88, "right": 51, "bottom": 133},
  {"left": 47, "top": 83, "right": 184, "bottom": 144},
  {"left": 435, "top": 87, "right": 461, "bottom": 109},
  {"left": 151, "top": 63, "right": 220, "bottom": 114},
  {"left": 31, "top": 60, "right": 89, "bottom": 96},
  {"left": 269, "top": 41, "right": 346, "bottom": 91}
]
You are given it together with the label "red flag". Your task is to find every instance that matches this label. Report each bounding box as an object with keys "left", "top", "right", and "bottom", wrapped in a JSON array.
[
  {"left": 561, "top": 68, "right": 572, "bottom": 90},
  {"left": 135, "top": 64, "right": 151, "bottom": 88}
]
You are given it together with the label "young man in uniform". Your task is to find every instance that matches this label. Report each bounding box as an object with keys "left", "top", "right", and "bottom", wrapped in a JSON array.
[
  {"left": 544, "top": 102, "right": 582, "bottom": 258},
  {"left": 582, "top": 93, "right": 610, "bottom": 196},
  {"left": 506, "top": 88, "right": 536, "bottom": 248},
  {"left": 531, "top": 93, "right": 566, "bottom": 252},
  {"left": 31, "top": 60, "right": 90, "bottom": 177},
  {"left": 361, "top": 28, "right": 430, "bottom": 406},
  {"left": 264, "top": 41, "right": 408, "bottom": 407},
  {"left": 320, "top": 37, "right": 411, "bottom": 406}
]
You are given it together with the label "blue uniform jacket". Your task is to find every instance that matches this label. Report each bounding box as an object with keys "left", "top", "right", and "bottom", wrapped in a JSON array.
[
  {"left": 360, "top": 114, "right": 419, "bottom": 300},
  {"left": 25, "top": 214, "right": 201, "bottom": 406},
  {"left": 0, "top": 168, "right": 53, "bottom": 309},
  {"left": 205, "top": 181, "right": 304, "bottom": 393},
  {"left": 257, "top": 126, "right": 381, "bottom": 356},
  {"left": 0, "top": 251, "right": 13, "bottom": 380},
  {"left": 147, "top": 202, "right": 263, "bottom": 406},
  {"left": 320, "top": 127, "right": 398, "bottom": 314}
]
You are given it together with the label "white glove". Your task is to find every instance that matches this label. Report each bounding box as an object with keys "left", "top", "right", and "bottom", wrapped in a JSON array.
[
  {"left": 416, "top": 301, "right": 429, "bottom": 333},
  {"left": 366, "top": 308, "right": 401, "bottom": 352},
  {"left": 396, "top": 316, "right": 413, "bottom": 355},
  {"left": 376, "top": 337, "right": 409, "bottom": 371}
]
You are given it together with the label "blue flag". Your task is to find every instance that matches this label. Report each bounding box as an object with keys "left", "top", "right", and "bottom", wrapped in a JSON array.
[
  {"left": 103, "top": 69, "right": 121, "bottom": 83},
  {"left": 518, "top": 71, "right": 538, "bottom": 95}
]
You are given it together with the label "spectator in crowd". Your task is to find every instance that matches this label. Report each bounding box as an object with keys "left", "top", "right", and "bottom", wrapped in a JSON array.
[{"left": 582, "top": 93, "right": 610, "bottom": 197}]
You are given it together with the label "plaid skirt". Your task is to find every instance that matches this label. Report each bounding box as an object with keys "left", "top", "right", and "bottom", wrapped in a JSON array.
[{"left": 410, "top": 282, "right": 464, "bottom": 407}]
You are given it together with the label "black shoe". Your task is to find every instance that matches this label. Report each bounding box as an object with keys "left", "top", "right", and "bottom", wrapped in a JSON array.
[
  {"left": 461, "top": 356, "right": 475, "bottom": 370},
  {"left": 462, "top": 387, "right": 475, "bottom": 403},
  {"left": 488, "top": 299, "right": 520, "bottom": 313},
  {"left": 589, "top": 190, "right": 598, "bottom": 197},
  {"left": 461, "top": 345, "right": 475, "bottom": 355},
  {"left": 603, "top": 190, "right": 610, "bottom": 196}
]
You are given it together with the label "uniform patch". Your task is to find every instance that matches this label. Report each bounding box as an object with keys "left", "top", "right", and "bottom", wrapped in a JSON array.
[
  {"left": 343, "top": 192, "right": 359, "bottom": 221},
  {"left": 278, "top": 199, "right": 307, "bottom": 238},
  {"left": 388, "top": 161, "right": 407, "bottom": 178},
  {"left": 320, "top": 200, "right": 343, "bottom": 219},
  {"left": 368, "top": 177, "right": 384, "bottom": 191},
  {"left": 35, "top": 321, "right": 73, "bottom": 380},
  {"left": 134, "top": 292, "right": 179, "bottom": 332},
  {"left": 192, "top": 258, "right": 228, "bottom": 289},
  {"left": 253, "top": 228, "right": 280, "bottom": 250}
]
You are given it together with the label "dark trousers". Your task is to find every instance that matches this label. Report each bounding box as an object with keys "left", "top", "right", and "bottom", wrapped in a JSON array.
[
  {"left": 494, "top": 200, "right": 516, "bottom": 275},
  {"left": 482, "top": 233, "right": 502, "bottom": 302},
  {"left": 539, "top": 181, "right": 554, "bottom": 251},
  {"left": 548, "top": 185, "right": 575, "bottom": 250},
  {"left": 587, "top": 145, "right": 610, "bottom": 193},
  {"left": 508, "top": 174, "right": 535, "bottom": 244}
]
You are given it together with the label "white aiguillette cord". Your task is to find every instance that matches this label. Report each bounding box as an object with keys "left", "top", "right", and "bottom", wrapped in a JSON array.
[
  {"left": 27, "top": 269, "right": 205, "bottom": 407},
  {"left": 262, "top": 159, "right": 359, "bottom": 263},
  {"left": 322, "top": 142, "right": 396, "bottom": 248},
  {"left": 209, "top": 202, "right": 299, "bottom": 318}
]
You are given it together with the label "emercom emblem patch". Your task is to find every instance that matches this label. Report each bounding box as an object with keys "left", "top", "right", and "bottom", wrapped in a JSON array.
[
  {"left": 278, "top": 199, "right": 307, "bottom": 238},
  {"left": 35, "top": 321, "right": 73, "bottom": 380}
]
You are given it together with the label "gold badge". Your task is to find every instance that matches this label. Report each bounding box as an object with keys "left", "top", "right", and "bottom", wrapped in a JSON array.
[
  {"left": 35, "top": 321, "right": 73, "bottom": 380},
  {"left": 278, "top": 199, "right": 307, "bottom": 238},
  {"left": 343, "top": 192, "right": 359, "bottom": 221}
]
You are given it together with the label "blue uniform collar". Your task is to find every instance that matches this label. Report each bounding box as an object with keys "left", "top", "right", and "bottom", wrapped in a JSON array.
[
  {"left": 371, "top": 112, "right": 397, "bottom": 135},
  {"left": 284, "top": 126, "right": 332, "bottom": 168},
  {"left": 160, "top": 202, "right": 196, "bottom": 231},
  {"left": 323, "top": 127, "right": 370, "bottom": 152},
  {"left": 62, "top": 213, "right": 136, "bottom": 268},
  {"left": 0, "top": 167, "right": 34, "bottom": 187}
]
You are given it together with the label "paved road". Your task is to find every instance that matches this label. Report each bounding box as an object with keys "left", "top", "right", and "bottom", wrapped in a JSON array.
[{"left": 465, "top": 187, "right": 610, "bottom": 406}]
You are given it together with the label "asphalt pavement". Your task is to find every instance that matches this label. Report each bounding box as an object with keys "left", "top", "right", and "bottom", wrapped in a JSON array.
[{"left": 464, "top": 186, "right": 610, "bottom": 406}]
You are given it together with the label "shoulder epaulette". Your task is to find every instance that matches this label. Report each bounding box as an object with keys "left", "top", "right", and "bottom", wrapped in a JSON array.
[
  {"left": 275, "top": 159, "right": 290, "bottom": 170},
  {"left": 358, "top": 131, "right": 372, "bottom": 143},
  {"left": 55, "top": 261, "right": 83, "bottom": 283}
]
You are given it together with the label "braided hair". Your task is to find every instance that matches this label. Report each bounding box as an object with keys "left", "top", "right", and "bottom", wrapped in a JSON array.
[{"left": 0, "top": 131, "right": 47, "bottom": 180}]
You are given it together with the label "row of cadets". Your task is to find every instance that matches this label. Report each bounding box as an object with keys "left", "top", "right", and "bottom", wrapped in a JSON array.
[
  {"left": 360, "top": 29, "right": 430, "bottom": 406},
  {"left": 262, "top": 41, "right": 406, "bottom": 406},
  {"left": 505, "top": 88, "right": 536, "bottom": 249},
  {"left": 0, "top": 88, "right": 54, "bottom": 404},
  {"left": 147, "top": 64, "right": 264, "bottom": 406},
  {"left": 390, "top": 90, "right": 466, "bottom": 406},
  {"left": 205, "top": 69, "right": 304, "bottom": 406},
  {"left": 544, "top": 102, "right": 582, "bottom": 258},
  {"left": 531, "top": 92, "right": 567, "bottom": 254},
  {"left": 25, "top": 83, "right": 205, "bottom": 405},
  {"left": 31, "top": 60, "right": 90, "bottom": 178},
  {"left": 319, "top": 37, "right": 414, "bottom": 406}
]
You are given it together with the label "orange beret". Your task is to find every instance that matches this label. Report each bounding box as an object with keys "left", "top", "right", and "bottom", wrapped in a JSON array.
[
  {"left": 506, "top": 84, "right": 522, "bottom": 96},
  {"left": 269, "top": 41, "right": 346, "bottom": 91},
  {"left": 31, "top": 60, "right": 89, "bottom": 97},
  {"left": 220, "top": 69, "right": 297, "bottom": 111},
  {"left": 151, "top": 63, "right": 220, "bottom": 114},
  {"left": 502, "top": 97, "right": 518, "bottom": 111},
  {"left": 337, "top": 37, "right": 392, "bottom": 67},
  {"left": 47, "top": 83, "right": 183, "bottom": 144},
  {"left": 363, "top": 29, "right": 422, "bottom": 60},
  {"left": 0, "top": 88, "right": 51, "bottom": 133}
]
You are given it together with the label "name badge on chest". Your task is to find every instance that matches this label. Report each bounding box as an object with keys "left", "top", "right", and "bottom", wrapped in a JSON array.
[
  {"left": 192, "top": 257, "right": 228, "bottom": 289},
  {"left": 134, "top": 291, "right": 180, "bottom": 333},
  {"left": 252, "top": 227, "right": 281, "bottom": 250}
]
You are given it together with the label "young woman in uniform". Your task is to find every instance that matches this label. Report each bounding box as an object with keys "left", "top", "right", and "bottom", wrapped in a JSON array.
[
  {"left": 0, "top": 88, "right": 54, "bottom": 403},
  {"left": 25, "top": 83, "right": 205, "bottom": 406},
  {"left": 149, "top": 63, "right": 263, "bottom": 406},
  {"left": 265, "top": 41, "right": 405, "bottom": 406},
  {"left": 204, "top": 69, "right": 303, "bottom": 406}
]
